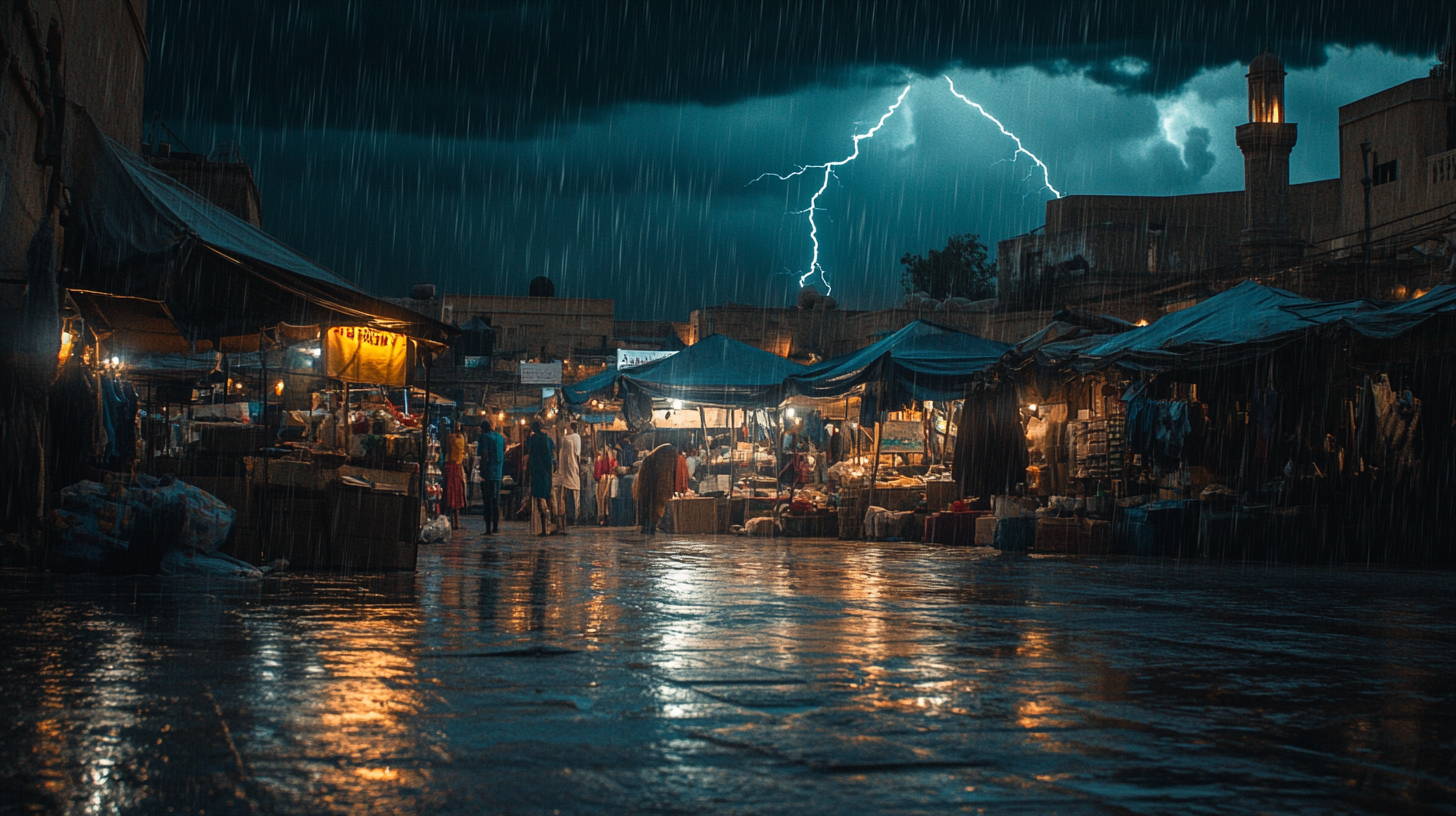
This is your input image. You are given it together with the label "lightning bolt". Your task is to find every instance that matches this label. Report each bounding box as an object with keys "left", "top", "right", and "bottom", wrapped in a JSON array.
[
  {"left": 944, "top": 76, "right": 1062, "bottom": 199},
  {"left": 750, "top": 84, "right": 912, "bottom": 295}
]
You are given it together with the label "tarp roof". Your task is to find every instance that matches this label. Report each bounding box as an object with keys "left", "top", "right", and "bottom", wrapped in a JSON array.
[
  {"left": 1068, "top": 281, "right": 1363, "bottom": 372},
  {"left": 1338, "top": 285, "right": 1456, "bottom": 341},
  {"left": 68, "top": 290, "right": 193, "bottom": 355},
  {"left": 787, "top": 320, "right": 1011, "bottom": 403},
  {"left": 66, "top": 112, "right": 455, "bottom": 347},
  {"left": 561, "top": 365, "right": 622, "bottom": 407},
  {"left": 563, "top": 335, "right": 806, "bottom": 408}
]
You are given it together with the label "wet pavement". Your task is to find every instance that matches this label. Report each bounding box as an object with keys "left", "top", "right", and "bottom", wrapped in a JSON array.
[{"left": 2, "top": 520, "right": 1455, "bottom": 815}]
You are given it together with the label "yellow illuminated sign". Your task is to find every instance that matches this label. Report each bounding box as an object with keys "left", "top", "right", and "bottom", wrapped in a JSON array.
[{"left": 325, "top": 326, "right": 408, "bottom": 386}]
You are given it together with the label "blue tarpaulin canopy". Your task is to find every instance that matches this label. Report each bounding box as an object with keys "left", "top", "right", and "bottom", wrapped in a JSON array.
[
  {"left": 1338, "top": 285, "right": 1456, "bottom": 341},
  {"left": 787, "top": 320, "right": 1010, "bottom": 403},
  {"left": 1066, "top": 281, "right": 1365, "bottom": 372},
  {"left": 561, "top": 365, "right": 623, "bottom": 407},
  {"left": 563, "top": 335, "right": 805, "bottom": 408}
]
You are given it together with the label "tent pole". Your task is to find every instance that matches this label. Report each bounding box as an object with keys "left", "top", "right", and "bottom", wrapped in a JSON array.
[
  {"left": 420, "top": 345, "right": 431, "bottom": 506},
  {"left": 342, "top": 381, "right": 351, "bottom": 458},
  {"left": 867, "top": 418, "right": 883, "bottom": 525}
]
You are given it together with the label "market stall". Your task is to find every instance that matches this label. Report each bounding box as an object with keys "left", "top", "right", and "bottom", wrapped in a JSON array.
[
  {"left": 563, "top": 334, "right": 808, "bottom": 533},
  {"left": 981, "top": 282, "right": 1377, "bottom": 558},
  {"left": 786, "top": 320, "right": 1011, "bottom": 539},
  {"left": 57, "top": 118, "right": 458, "bottom": 571}
]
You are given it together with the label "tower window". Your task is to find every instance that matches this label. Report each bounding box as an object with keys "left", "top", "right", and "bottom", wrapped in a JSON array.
[{"left": 1373, "top": 159, "right": 1398, "bottom": 186}]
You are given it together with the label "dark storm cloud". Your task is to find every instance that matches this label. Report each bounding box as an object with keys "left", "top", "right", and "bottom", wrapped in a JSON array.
[
  {"left": 146, "top": 0, "right": 1453, "bottom": 138},
  {"left": 140, "top": 2, "right": 1451, "bottom": 319}
]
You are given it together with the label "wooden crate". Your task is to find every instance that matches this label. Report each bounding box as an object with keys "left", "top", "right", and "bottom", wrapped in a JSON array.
[
  {"left": 327, "top": 485, "right": 419, "bottom": 546},
  {"left": 250, "top": 486, "right": 329, "bottom": 568},
  {"left": 868, "top": 485, "right": 923, "bottom": 511},
  {"left": 780, "top": 513, "right": 838, "bottom": 538},
  {"left": 924, "top": 480, "right": 961, "bottom": 512},
  {"left": 668, "top": 497, "right": 718, "bottom": 534}
]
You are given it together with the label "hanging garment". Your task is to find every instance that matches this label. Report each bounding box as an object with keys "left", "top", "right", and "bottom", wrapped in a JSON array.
[
  {"left": 99, "top": 377, "right": 122, "bottom": 459},
  {"left": 1251, "top": 388, "right": 1278, "bottom": 464}
]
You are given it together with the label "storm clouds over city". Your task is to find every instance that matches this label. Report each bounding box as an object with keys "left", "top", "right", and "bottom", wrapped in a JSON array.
[{"left": 145, "top": 1, "right": 1452, "bottom": 316}]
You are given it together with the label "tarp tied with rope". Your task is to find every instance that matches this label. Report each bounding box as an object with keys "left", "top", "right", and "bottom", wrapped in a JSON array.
[{"left": 64, "top": 111, "right": 454, "bottom": 350}]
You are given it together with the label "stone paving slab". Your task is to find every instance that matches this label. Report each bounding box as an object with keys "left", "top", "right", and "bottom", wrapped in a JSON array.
[{"left": 0, "top": 519, "right": 1454, "bottom": 814}]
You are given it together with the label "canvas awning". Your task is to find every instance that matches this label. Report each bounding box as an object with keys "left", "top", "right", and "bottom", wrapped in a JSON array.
[
  {"left": 65, "top": 110, "right": 456, "bottom": 349},
  {"left": 787, "top": 320, "right": 1010, "bottom": 403},
  {"left": 1338, "top": 285, "right": 1456, "bottom": 341},
  {"left": 1068, "top": 281, "right": 1365, "bottom": 372},
  {"left": 563, "top": 335, "right": 806, "bottom": 408},
  {"left": 68, "top": 290, "right": 192, "bottom": 355}
]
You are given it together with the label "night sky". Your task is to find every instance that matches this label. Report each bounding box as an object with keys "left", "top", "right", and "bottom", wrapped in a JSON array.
[{"left": 144, "top": 1, "right": 1452, "bottom": 319}]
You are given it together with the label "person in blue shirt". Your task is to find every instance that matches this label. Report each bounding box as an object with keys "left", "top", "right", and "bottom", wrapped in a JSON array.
[
  {"left": 476, "top": 419, "right": 506, "bottom": 534},
  {"left": 526, "top": 420, "right": 557, "bottom": 536}
]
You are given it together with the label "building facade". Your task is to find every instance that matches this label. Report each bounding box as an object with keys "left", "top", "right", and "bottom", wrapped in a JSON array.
[{"left": 997, "top": 49, "right": 1456, "bottom": 316}]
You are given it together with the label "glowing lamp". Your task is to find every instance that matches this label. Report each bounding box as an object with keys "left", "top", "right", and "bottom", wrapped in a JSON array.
[{"left": 274, "top": 380, "right": 285, "bottom": 396}]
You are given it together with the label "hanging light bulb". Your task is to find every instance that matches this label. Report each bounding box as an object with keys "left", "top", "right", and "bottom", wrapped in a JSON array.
[{"left": 274, "top": 380, "right": 285, "bottom": 396}]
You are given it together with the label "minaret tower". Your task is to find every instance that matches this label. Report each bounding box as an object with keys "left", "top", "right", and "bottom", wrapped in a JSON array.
[{"left": 1236, "top": 50, "right": 1304, "bottom": 270}]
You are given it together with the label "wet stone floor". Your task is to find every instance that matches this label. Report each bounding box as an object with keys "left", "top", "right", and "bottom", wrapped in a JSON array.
[{"left": 2, "top": 519, "right": 1455, "bottom": 815}]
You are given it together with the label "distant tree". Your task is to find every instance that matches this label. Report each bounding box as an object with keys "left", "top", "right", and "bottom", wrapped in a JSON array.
[{"left": 899, "top": 233, "right": 996, "bottom": 301}]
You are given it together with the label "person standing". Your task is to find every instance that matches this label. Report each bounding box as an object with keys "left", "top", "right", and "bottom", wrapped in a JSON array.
[
  {"left": 560, "top": 421, "right": 582, "bottom": 524},
  {"left": 443, "top": 426, "right": 468, "bottom": 530},
  {"left": 526, "top": 420, "right": 557, "bottom": 536},
  {"left": 675, "top": 448, "right": 691, "bottom": 496},
  {"left": 477, "top": 419, "right": 506, "bottom": 535},
  {"left": 594, "top": 446, "right": 618, "bottom": 526}
]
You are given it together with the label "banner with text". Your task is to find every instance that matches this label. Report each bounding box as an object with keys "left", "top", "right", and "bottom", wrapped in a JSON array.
[
  {"left": 617, "top": 348, "right": 678, "bottom": 370},
  {"left": 324, "top": 326, "right": 408, "bottom": 386},
  {"left": 519, "top": 361, "right": 563, "bottom": 385}
]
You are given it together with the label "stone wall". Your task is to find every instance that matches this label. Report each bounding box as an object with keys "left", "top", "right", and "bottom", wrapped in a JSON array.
[{"left": 1, "top": 0, "right": 149, "bottom": 303}]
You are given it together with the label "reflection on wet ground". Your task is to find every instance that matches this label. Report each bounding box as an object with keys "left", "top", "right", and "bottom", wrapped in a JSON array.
[{"left": 2, "top": 519, "right": 1454, "bottom": 814}]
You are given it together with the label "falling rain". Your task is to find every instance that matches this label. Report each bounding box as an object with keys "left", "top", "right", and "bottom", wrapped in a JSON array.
[{"left": 1, "top": 1, "right": 1454, "bottom": 813}]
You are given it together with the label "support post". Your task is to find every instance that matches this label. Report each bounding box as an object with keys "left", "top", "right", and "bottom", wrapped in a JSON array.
[{"left": 866, "top": 418, "right": 883, "bottom": 519}]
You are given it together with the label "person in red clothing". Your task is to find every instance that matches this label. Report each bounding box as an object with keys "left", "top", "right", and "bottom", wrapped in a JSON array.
[
  {"left": 593, "top": 447, "right": 617, "bottom": 526},
  {"left": 675, "top": 450, "right": 690, "bottom": 495}
]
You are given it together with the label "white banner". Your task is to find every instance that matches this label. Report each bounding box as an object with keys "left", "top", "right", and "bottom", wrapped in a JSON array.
[
  {"left": 519, "top": 361, "right": 563, "bottom": 385},
  {"left": 617, "top": 348, "right": 678, "bottom": 370}
]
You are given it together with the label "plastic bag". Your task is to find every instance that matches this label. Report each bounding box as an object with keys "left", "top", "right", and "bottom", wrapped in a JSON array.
[{"left": 420, "top": 516, "right": 451, "bottom": 543}]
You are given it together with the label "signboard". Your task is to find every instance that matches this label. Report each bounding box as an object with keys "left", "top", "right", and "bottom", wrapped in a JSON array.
[
  {"left": 519, "top": 361, "right": 563, "bottom": 385},
  {"left": 463, "top": 356, "right": 486, "bottom": 368},
  {"left": 324, "top": 326, "right": 408, "bottom": 386},
  {"left": 617, "top": 348, "right": 678, "bottom": 370},
  {"left": 878, "top": 419, "right": 924, "bottom": 452}
]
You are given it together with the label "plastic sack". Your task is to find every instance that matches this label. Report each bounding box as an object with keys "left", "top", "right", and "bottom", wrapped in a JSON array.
[{"left": 420, "top": 516, "right": 451, "bottom": 543}]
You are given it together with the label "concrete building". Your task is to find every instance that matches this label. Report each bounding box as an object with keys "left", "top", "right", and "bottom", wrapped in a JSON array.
[
  {"left": 1, "top": 0, "right": 150, "bottom": 305},
  {"left": 1, "top": 0, "right": 149, "bottom": 536},
  {"left": 997, "top": 48, "right": 1456, "bottom": 316}
]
